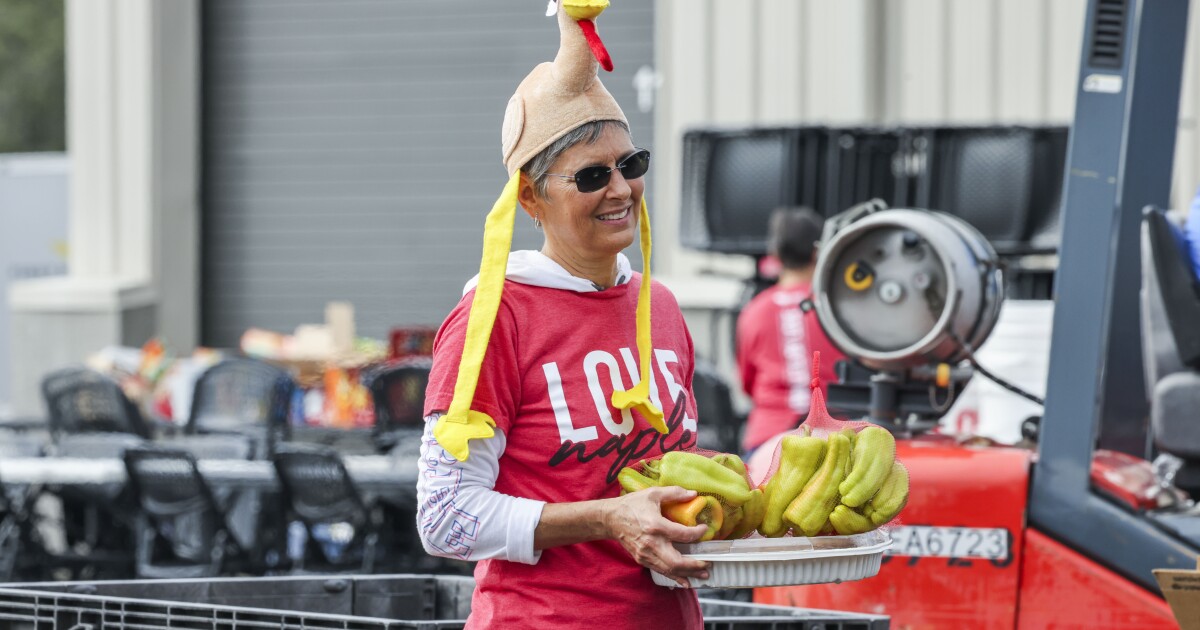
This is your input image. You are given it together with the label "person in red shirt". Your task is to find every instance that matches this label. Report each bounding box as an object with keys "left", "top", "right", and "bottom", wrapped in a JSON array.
[
  {"left": 416, "top": 4, "right": 707, "bottom": 628},
  {"left": 736, "top": 208, "right": 847, "bottom": 455}
]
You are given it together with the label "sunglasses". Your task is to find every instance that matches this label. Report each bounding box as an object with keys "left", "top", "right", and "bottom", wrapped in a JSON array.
[{"left": 546, "top": 148, "right": 651, "bottom": 193}]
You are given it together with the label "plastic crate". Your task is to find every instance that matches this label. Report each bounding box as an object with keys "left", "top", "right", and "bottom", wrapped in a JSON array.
[
  {"left": 909, "top": 125, "right": 1069, "bottom": 254},
  {"left": 822, "top": 127, "right": 910, "bottom": 216},
  {"left": 0, "top": 574, "right": 889, "bottom": 629},
  {"left": 678, "top": 124, "right": 1069, "bottom": 259},
  {"left": 679, "top": 126, "right": 829, "bottom": 256}
]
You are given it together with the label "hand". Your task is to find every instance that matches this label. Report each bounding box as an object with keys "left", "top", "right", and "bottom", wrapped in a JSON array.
[{"left": 605, "top": 485, "right": 712, "bottom": 587}]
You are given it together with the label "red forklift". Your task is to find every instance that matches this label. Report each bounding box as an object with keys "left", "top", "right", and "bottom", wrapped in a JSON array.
[{"left": 697, "top": 0, "right": 1199, "bottom": 626}]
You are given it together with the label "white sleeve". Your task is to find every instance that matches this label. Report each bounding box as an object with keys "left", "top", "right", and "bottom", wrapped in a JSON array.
[{"left": 416, "top": 414, "right": 546, "bottom": 564}]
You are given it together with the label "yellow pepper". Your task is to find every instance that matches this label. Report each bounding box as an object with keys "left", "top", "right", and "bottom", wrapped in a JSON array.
[
  {"left": 641, "top": 458, "right": 662, "bottom": 480},
  {"left": 727, "top": 488, "right": 766, "bottom": 540},
  {"left": 712, "top": 453, "right": 748, "bottom": 479},
  {"left": 662, "top": 495, "right": 723, "bottom": 542},
  {"left": 618, "top": 467, "right": 657, "bottom": 494},
  {"left": 658, "top": 451, "right": 753, "bottom": 506},
  {"left": 717, "top": 504, "right": 743, "bottom": 540},
  {"left": 760, "top": 435, "right": 825, "bottom": 537}
]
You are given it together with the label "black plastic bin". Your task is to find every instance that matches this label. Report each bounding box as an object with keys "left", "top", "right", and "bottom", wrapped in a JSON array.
[
  {"left": 679, "top": 126, "right": 829, "bottom": 256},
  {"left": 678, "top": 124, "right": 1069, "bottom": 261},
  {"left": 0, "top": 574, "right": 889, "bottom": 629},
  {"left": 822, "top": 127, "right": 910, "bottom": 217},
  {"left": 907, "top": 125, "right": 1069, "bottom": 254}
]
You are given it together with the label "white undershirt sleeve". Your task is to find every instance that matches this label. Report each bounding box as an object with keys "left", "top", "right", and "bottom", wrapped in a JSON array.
[{"left": 416, "top": 413, "right": 546, "bottom": 564}]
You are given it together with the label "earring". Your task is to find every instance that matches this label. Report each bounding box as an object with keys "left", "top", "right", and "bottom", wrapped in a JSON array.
[{"left": 534, "top": 214, "right": 543, "bottom": 231}]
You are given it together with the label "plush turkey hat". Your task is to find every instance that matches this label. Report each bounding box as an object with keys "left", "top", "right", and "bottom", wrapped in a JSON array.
[{"left": 434, "top": 0, "right": 664, "bottom": 461}]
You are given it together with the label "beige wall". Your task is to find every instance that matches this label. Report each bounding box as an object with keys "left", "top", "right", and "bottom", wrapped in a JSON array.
[
  {"left": 655, "top": 0, "right": 1200, "bottom": 283},
  {"left": 652, "top": 0, "right": 1200, "bottom": 391}
]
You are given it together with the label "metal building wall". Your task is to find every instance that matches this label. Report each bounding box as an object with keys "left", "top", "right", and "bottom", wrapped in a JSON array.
[
  {"left": 655, "top": 0, "right": 1200, "bottom": 280},
  {"left": 653, "top": 0, "right": 1200, "bottom": 385},
  {"left": 200, "top": 0, "right": 1200, "bottom": 351},
  {"left": 201, "top": 2, "right": 655, "bottom": 347}
]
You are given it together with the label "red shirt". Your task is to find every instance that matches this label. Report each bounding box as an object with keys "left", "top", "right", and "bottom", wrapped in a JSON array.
[
  {"left": 736, "top": 283, "right": 846, "bottom": 451},
  {"left": 426, "top": 274, "right": 703, "bottom": 630}
]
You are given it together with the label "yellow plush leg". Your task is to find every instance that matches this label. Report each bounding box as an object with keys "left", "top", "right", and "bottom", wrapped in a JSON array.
[
  {"left": 610, "top": 198, "right": 667, "bottom": 433},
  {"left": 433, "top": 172, "right": 520, "bottom": 460}
]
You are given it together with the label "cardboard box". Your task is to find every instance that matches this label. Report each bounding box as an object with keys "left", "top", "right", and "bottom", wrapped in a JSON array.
[
  {"left": 1155, "top": 559, "right": 1200, "bottom": 629},
  {"left": 239, "top": 302, "right": 385, "bottom": 387}
]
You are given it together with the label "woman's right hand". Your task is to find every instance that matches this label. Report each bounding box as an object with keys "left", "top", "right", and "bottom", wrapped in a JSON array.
[{"left": 606, "top": 485, "right": 712, "bottom": 587}]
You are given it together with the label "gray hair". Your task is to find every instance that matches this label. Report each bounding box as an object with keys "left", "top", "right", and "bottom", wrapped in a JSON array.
[{"left": 523, "top": 120, "right": 630, "bottom": 198}]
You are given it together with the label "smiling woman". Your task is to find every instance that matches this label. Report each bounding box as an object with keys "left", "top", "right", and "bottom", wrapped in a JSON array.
[
  {"left": 414, "top": 2, "right": 708, "bottom": 629},
  {"left": 519, "top": 122, "right": 646, "bottom": 289}
]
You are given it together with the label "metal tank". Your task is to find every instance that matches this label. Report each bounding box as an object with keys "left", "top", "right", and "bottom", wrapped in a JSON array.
[{"left": 812, "top": 209, "right": 1004, "bottom": 371}]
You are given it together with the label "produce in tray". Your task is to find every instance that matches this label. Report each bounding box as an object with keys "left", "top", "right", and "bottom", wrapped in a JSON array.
[
  {"left": 620, "top": 353, "right": 909, "bottom": 540},
  {"left": 620, "top": 450, "right": 761, "bottom": 540},
  {"left": 618, "top": 433, "right": 906, "bottom": 540}
]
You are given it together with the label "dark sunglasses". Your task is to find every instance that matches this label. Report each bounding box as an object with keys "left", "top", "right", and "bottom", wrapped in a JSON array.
[{"left": 547, "top": 148, "right": 651, "bottom": 193}]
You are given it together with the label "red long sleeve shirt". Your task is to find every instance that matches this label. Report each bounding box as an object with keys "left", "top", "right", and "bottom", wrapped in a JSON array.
[{"left": 735, "top": 283, "right": 846, "bottom": 452}]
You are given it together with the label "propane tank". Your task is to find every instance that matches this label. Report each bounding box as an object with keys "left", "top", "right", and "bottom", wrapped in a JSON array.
[{"left": 813, "top": 208, "right": 1005, "bottom": 371}]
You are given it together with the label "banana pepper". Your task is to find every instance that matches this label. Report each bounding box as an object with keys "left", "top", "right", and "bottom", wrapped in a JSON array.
[
  {"left": 727, "top": 488, "right": 765, "bottom": 539},
  {"left": 641, "top": 458, "right": 662, "bottom": 480},
  {"left": 785, "top": 432, "right": 851, "bottom": 537},
  {"left": 717, "top": 504, "right": 743, "bottom": 540},
  {"left": 662, "top": 495, "right": 723, "bottom": 542},
  {"left": 618, "top": 467, "right": 657, "bottom": 494},
  {"left": 711, "top": 453, "right": 748, "bottom": 479},
  {"left": 658, "top": 451, "right": 753, "bottom": 506},
  {"left": 759, "top": 435, "right": 825, "bottom": 537}
]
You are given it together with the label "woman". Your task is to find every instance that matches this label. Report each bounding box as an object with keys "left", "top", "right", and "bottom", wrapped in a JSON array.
[{"left": 416, "top": 3, "right": 708, "bottom": 628}]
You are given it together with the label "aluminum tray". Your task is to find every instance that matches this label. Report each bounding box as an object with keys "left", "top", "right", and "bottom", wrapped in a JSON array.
[{"left": 652, "top": 529, "right": 892, "bottom": 589}]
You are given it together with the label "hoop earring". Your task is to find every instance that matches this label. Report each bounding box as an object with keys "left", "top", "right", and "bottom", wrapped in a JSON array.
[{"left": 534, "top": 214, "right": 543, "bottom": 231}]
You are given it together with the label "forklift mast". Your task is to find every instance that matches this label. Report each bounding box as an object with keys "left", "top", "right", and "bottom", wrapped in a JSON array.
[{"left": 1034, "top": 0, "right": 1195, "bottom": 589}]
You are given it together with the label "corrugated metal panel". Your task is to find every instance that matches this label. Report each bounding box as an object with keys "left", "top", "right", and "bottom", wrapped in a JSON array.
[
  {"left": 652, "top": 0, "right": 1200, "bottom": 380},
  {"left": 1047, "top": 0, "right": 1088, "bottom": 119},
  {"left": 996, "top": 0, "right": 1051, "bottom": 121},
  {"left": 657, "top": 0, "right": 1200, "bottom": 282},
  {"left": 945, "top": 0, "right": 999, "bottom": 121},
  {"left": 673, "top": 0, "right": 1090, "bottom": 125},
  {"left": 202, "top": 1, "right": 655, "bottom": 347},
  {"left": 654, "top": 0, "right": 882, "bottom": 281},
  {"left": 1173, "top": 3, "right": 1200, "bottom": 210},
  {"left": 756, "top": 0, "right": 803, "bottom": 122},
  {"left": 712, "top": 2, "right": 756, "bottom": 124},
  {"left": 804, "top": 0, "right": 878, "bottom": 123},
  {"left": 885, "top": 0, "right": 1082, "bottom": 124},
  {"left": 889, "top": 0, "right": 951, "bottom": 123}
]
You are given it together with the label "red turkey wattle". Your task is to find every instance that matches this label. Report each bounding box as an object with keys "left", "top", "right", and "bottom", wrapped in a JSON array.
[{"left": 577, "top": 19, "right": 613, "bottom": 72}]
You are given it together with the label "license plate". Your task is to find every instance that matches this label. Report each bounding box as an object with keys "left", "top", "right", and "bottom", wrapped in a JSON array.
[{"left": 886, "top": 526, "right": 1010, "bottom": 561}]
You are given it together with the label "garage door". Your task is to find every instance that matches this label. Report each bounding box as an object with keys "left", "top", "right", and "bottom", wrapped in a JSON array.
[{"left": 202, "top": 1, "right": 655, "bottom": 347}]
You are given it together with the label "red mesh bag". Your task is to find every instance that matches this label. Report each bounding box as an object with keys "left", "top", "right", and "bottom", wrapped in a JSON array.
[{"left": 748, "top": 352, "right": 908, "bottom": 538}]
